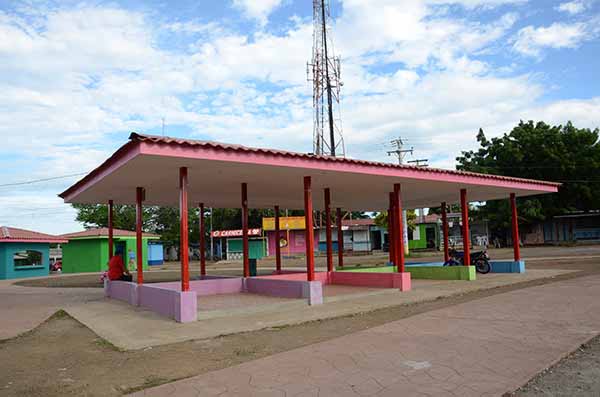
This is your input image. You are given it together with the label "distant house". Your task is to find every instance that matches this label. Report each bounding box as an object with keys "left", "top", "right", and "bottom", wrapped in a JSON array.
[
  {"left": 0, "top": 226, "right": 66, "bottom": 280},
  {"left": 263, "top": 216, "right": 318, "bottom": 257},
  {"left": 523, "top": 212, "right": 600, "bottom": 245},
  {"left": 60, "top": 228, "right": 160, "bottom": 273},
  {"left": 212, "top": 228, "right": 267, "bottom": 261}
]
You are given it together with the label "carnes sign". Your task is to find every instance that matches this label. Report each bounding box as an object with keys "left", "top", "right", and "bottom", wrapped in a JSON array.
[{"left": 211, "top": 229, "right": 261, "bottom": 238}]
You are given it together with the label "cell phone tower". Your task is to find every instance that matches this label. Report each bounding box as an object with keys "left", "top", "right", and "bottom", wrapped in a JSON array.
[{"left": 307, "top": 0, "right": 345, "bottom": 157}]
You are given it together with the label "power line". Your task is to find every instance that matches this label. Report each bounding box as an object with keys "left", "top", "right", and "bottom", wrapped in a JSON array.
[{"left": 0, "top": 172, "right": 87, "bottom": 188}]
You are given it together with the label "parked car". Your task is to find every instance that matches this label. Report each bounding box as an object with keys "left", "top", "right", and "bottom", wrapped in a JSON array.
[{"left": 50, "top": 260, "right": 62, "bottom": 272}]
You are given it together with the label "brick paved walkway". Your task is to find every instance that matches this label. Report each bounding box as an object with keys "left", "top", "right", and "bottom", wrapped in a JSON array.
[{"left": 133, "top": 275, "right": 600, "bottom": 397}]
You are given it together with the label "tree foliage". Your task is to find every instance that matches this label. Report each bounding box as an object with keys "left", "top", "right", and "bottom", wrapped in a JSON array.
[
  {"left": 456, "top": 121, "right": 600, "bottom": 236},
  {"left": 72, "top": 204, "right": 305, "bottom": 244},
  {"left": 374, "top": 210, "right": 416, "bottom": 230}
]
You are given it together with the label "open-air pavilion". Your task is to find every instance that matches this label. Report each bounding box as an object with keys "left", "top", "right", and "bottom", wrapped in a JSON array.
[{"left": 59, "top": 133, "right": 559, "bottom": 322}]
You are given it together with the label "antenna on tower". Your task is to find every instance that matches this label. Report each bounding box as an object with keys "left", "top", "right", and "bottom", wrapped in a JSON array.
[{"left": 307, "top": 0, "right": 345, "bottom": 157}]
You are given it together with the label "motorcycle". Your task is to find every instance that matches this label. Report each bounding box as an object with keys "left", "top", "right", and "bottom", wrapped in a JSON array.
[{"left": 444, "top": 248, "right": 491, "bottom": 274}]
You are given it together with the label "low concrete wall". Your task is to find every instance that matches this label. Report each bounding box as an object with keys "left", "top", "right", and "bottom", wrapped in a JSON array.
[
  {"left": 490, "top": 260, "right": 525, "bottom": 273},
  {"left": 244, "top": 277, "right": 323, "bottom": 305},
  {"left": 408, "top": 266, "right": 476, "bottom": 281},
  {"left": 138, "top": 285, "right": 198, "bottom": 323},
  {"left": 330, "top": 271, "right": 411, "bottom": 291},
  {"left": 104, "top": 280, "right": 138, "bottom": 305},
  {"left": 337, "top": 265, "right": 476, "bottom": 281},
  {"left": 153, "top": 278, "right": 244, "bottom": 296},
  {"left": 105, "top": 280, "right": 198, "bottom": 323},
  {"left": 259, "top": 271, "right": 330, "bottom": 284}
]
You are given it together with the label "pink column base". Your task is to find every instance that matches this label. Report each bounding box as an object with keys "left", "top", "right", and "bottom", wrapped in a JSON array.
[
  {"left": 392, "top": 272, "right": 411, "bottom": 291},
  {"left": 175, "top": 291, "right": 198, "bottom": 323}
]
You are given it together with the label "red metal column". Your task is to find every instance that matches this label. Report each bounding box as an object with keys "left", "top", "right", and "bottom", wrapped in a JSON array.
[
  {"left": 441, "top": 201, "right": 449, "bottom": 263},
  {"left": 135, "top": 187, "right": 144, "bottom": 284},
  {"left": 394, "top": 184, "right": 405, "bottom": 272},
  {"left": 199, "top": 202, "right": 206, "bottom": 276},
  {"left": 510, "top": 193, "right": 521, "bottom": 261},
  {"left": 388, "top": 192, "right": 395, "bottom": 265},
  {"left": 336, "top": 207, "right": 344, "bottom": 268},
  {"left": 324, "top": 188, "right": 333, "bottom": 272},
  {"left": 460, "top": 188, "right": 471, "bottom": 266},
  {"left": 274, "top": 205, "right": 282, "bottom": 273},
  {"left": 108, "top": 200, "right": 114, "bottom": 259},
  {"left": 241, "top": 183, "right": 249, "bottom": 278},
  {"left": 179, "top": 168, "right": 190, "bottom": 291},
  {"left": 304, "top": 177, "right": 315, "bottom": 281}
]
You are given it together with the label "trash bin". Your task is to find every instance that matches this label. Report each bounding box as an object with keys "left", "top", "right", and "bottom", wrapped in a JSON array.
[{"left": 249, "top": 258, "right": 257, "bottom": 276}]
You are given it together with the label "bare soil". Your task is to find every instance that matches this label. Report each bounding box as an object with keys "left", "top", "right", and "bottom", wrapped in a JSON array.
[
  {"left": 508, "top": 334, "right": 600, "bottom": 396},
  {"left": 2, "top": 247, "right": 599, "bottom": 396}
]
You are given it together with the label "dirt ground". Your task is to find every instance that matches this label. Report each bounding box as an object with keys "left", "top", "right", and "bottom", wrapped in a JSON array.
[
  {"left": 2, "top": 247, "right": 599, "bottom": 396},
  {"left": 508, "top": 334, "right": 600, "bottom": 396}
]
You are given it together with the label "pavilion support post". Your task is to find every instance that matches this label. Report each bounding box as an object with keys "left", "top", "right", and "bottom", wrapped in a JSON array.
[
  {"left": 179, "top": 168, "right": 190, "bottom": 291},
  {"left": 242, "top": 183, "right": 249, "bottom": 278},
  {"left": 135, "top": 187, "right": 144, "bottom": 284},
  {"left": 108, "top": 200, "right": 114, "bottom": 259},
  {"left": 393, "top": 184, "right": 405, "bottom": 272},
  {"left": 274, "top": 205, "right": 282, "bottom": 274},
  {"left": 460, "top": 188, "right": 471, "bottom": 266},
  {"left": 388, "top": 193, "right": 395, "bottom": 266},
  {"left": 441, "top": 201, "right": 449, "bottom": 263},
  {"left": 304, "top": 176, "right": 315, "bottom": 281},
  {"left": 336, "top": 207, "right": 344, "bottom": 268},
  {"left": 324, "top": 188, "right": 333, "bottom": 272},
  {"left": 199, "top": 203, "right": 206, "bottom": 276},
  {"left": 510, "top": 193, "right": 521, "bottom": 261}
]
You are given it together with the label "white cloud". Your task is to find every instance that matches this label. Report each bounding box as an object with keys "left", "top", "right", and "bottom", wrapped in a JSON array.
[
  {"left": 231, "top": 0, "right": 282, "bottom": 25},
  {"left": 513, "top": 22, "right": 589, "bottom": 56},
  {"left": 556, "top": 0, "right": 591, "bottom": 15}
]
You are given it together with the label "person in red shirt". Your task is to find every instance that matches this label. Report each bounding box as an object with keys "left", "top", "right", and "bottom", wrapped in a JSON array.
[{"left": 108, "top": 247, "right": 132, "bottom": 282}]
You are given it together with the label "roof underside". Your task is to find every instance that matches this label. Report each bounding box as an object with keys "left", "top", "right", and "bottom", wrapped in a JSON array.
[{"left": 60, "top": 134, "right": 560, "bottom": 211}]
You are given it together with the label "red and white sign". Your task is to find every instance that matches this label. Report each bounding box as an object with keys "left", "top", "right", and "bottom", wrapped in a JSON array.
[{"left": 211, "top": 228, "right": 261, "bottom": 238}]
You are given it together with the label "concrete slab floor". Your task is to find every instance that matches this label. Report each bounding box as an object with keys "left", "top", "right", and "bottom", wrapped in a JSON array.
[
  {"left": 64, "top": 269, "right": 574, "bottom": 350},
  {"left": 131, "top": 274, "right": 600, "bottom": 397}
]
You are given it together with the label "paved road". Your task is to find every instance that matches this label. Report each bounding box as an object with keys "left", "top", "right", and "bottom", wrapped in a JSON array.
[{"left": 133, "top": 275, "right": 600, "bottom": 397}]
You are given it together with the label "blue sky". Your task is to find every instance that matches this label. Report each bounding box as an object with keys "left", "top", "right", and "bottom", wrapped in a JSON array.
[{"left": 1, "top": 0, "right": 599, "bottom": 234}]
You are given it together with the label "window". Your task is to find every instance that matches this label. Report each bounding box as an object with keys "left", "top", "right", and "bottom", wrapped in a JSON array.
[{"left": 13, "top": 250, "right": 43, "bottom": 267}]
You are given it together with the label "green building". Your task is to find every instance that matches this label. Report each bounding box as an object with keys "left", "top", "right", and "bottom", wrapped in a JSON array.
[
  {"left": 408, "top": 222, "right": 440, "bottom": 250},
  {"left": 61, "top": 228, "right": 159, "bottom": 273},
  {"left": 1, "top": 226, "right": 67, "bottom": 280}
]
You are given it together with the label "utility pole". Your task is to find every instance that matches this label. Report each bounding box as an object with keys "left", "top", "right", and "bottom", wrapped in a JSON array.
[
  {"left": 407, "top": 159, "right": 429, "bottom": 223},
  {"left": 387, "top": 138, "right": 413, "bottom": 164},
  {"left": 387, "top": 137, "right": 412, "bottom": 256}
]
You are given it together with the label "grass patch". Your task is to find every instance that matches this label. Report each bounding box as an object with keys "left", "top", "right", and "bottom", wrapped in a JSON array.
[{"left": 93, "top": 337, "right": 121, "bottom": 351}]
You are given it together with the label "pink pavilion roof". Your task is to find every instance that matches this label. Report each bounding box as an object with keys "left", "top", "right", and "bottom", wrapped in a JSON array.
[{"left": 59, "top": 133, "right": 559, "bottom": 211}]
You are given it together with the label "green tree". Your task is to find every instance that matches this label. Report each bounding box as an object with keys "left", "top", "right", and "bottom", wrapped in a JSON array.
[
  {"left": 456, "top": 121, "right": 600, "bottom": 236},
  {"left": 373, "top": 210, "right": 416, "bottom": 230}
]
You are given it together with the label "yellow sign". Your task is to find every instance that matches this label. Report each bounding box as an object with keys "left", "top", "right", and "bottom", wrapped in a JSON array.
[{"left": 262, "top": 216, "right": 306, "bottom": 231}]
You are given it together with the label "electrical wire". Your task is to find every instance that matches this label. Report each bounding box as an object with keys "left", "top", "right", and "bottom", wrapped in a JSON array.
[{"left": 0, "top": 172, "right": 88, "bottom": 188}]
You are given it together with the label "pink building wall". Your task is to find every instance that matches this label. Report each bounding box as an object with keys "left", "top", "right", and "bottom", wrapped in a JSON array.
[{"left": 266, "top": 229, "right": 320, "bottom": 256}]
